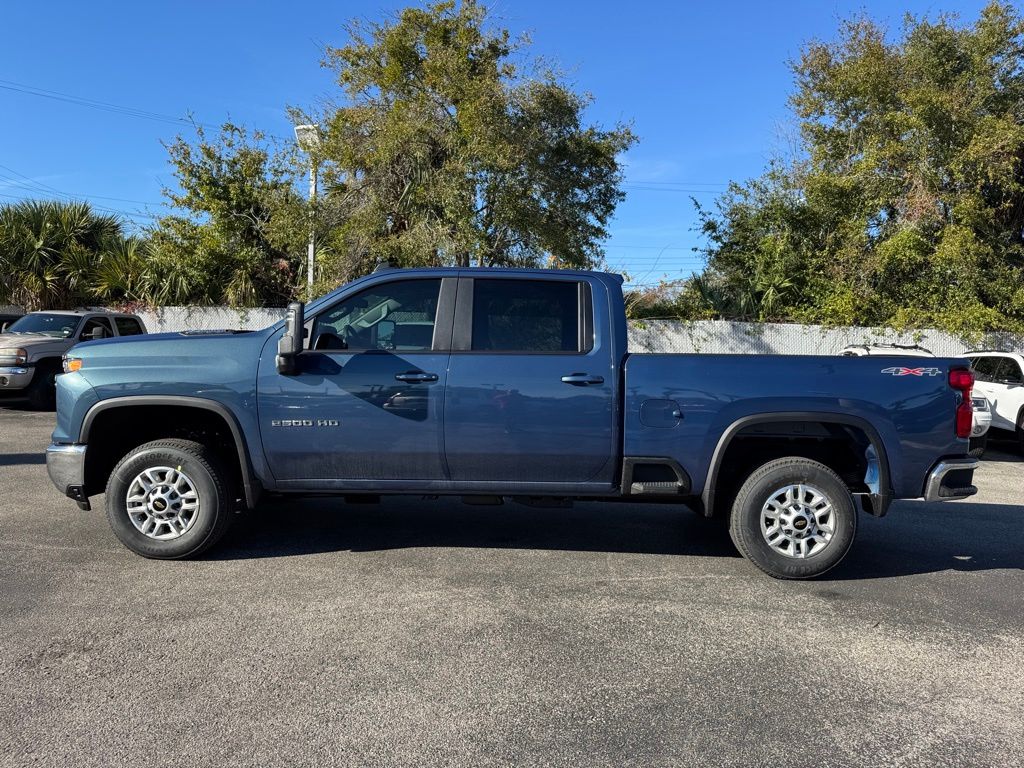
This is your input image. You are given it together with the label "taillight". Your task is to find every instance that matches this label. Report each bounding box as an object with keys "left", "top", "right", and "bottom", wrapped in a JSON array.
[{"left": 949, "top": 367, "right": 974, "bottom": 438}]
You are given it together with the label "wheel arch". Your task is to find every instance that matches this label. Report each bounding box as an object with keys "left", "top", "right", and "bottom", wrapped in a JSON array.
[
  {"left": 80, "top": 395, "right": 260, "bottom": 509},
  {"left": 700, "top": 412, "right": 893, "bottom": 519}
]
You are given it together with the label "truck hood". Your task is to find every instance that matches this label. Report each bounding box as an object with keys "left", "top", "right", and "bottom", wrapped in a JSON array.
[
  {"left": 0, "top": 332, "right": 69, "bottom": 348},
  {"left": 68, "top": 329, "right": 272, "bottom": 394}
]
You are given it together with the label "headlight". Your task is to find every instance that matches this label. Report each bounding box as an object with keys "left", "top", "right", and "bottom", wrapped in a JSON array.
[
  {"left": 0, "top": 347, "right": 27, "bottom": 365},
  {"left": 62, "top": 355, "right": 83, "bottom": 373},
  {"left": 971, "top": 397, "right": 989, "bottom": 412}
]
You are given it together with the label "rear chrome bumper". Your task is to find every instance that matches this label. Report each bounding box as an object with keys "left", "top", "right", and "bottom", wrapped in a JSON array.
[
  {"left": 46, "top": 443, "right": 90, "bottom": 510},
  {"left": 923, "top": 458, "right": 979, "bottom": 502}
]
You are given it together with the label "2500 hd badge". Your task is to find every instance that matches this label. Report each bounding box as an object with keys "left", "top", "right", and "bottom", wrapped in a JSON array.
[{"left": 271, "top": 419, "right": 339, "bottom": 427}]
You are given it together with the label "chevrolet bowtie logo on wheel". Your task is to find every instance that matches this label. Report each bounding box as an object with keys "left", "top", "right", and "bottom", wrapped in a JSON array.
[{"left": 881, "top": 366, "right": 942, "bottom": 377}]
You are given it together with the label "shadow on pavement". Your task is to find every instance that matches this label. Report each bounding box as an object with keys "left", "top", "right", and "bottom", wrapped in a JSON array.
[
  {"left": 212, "top": 498, "right": 740, "bottom": 561},
  {"left": 979, "top": 444, "right": 1022, "bottom": 463},
  {"left": 0, "top": 451, "right": 46, "bottom": 466},
  {"left": 210, "top": 494, "right": 1024, "bottom": 579},
  {"left": 831, "top": 499, "right": 1024, "bottom": 579}
]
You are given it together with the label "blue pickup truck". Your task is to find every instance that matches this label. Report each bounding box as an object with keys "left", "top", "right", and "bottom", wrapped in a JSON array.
[{"left": 47, "top": 268, "right": 979, "bottom": 578}]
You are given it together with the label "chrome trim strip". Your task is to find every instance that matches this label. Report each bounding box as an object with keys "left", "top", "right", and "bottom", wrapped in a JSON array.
[{"left": 0, "top": 367, "right": 28, "bottom": 375}]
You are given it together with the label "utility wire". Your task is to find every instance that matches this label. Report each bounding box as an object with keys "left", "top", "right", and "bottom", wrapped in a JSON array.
[
  {"left": 0, "top": 163, "right": 163, "bottom": 207},
  {"left": 0, "top": 78, "right": 291, "bottom": 141},
  {"left": 0, "top": 189, "right": 159, "bottom": 221}
]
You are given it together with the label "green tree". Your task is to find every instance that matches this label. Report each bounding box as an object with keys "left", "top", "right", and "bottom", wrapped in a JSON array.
[
  {"left": 694, "top": 1, "right": 1024, "bottom": 336},
  {"left": 313, "top": 0, "right": 635, "bottom": 274},
  {"left": 150, "top": 124, "right": 310, "bottom": 306},
  {"left": 0, "top": 200, "right": 124, "bottom": 310}
]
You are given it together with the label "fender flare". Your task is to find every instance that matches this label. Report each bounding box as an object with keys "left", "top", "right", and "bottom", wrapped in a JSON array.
[
  {"left": 80, "top": 395, "right": 261, "bottom": 509},
  {"left": 700, "top": 411, "right": 893, "bottom": 518}
]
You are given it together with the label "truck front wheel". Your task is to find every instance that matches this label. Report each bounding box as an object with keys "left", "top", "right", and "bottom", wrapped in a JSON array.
[
  {"left": 105, "top": 439, "right": 235, "bottom": 559},
  {"left": 729, "top": 457, "right": 857, "bottom": 579}
]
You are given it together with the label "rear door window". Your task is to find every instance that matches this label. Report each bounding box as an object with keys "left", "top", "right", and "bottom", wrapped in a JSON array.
[
  {"left": 470, "top": 279, "right": 583, "bottom": 353},
  {"left": 999, "top": 357, "right": 1023, "bottom": 384},
  {"left": 114, "top": 317, "right": 144, "bottom": 336}
]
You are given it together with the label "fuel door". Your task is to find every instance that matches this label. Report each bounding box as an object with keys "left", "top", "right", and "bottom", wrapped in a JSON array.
[{"left": 639, "top": 399, "right": 683, "bottom": 428}]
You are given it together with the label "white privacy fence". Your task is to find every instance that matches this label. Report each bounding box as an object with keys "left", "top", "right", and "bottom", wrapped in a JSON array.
[
  {"left": 11, "top": 304, "right": 1020, "bottom": 354},
  {"left": 135, "top": 306, "right": 288, "bottom": 334},
  {"left": 627, "top": 319, "right": 1024, "bottom": 356}
]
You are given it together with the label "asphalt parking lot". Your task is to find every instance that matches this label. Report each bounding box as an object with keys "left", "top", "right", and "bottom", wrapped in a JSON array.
[{"left": 1, "top": 405, "right": 1022, "bottom": 767}]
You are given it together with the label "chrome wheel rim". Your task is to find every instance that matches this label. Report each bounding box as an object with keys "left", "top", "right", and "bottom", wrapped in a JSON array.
[
  {"left": 126, "top": 466, "right": 200, "bottom": 540},
  {"left": 760, "top": 484, "right": 835, "bottom": 559}
]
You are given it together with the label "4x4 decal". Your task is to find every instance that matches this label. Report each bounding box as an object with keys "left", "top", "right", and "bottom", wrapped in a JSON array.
[{"left": 881, "top": 366, "right": 941, "bottom": 377}]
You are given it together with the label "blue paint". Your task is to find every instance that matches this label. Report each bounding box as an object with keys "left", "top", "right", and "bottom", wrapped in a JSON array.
[{"left": 53, "top": 268, "right": 970, "bottom": 504}]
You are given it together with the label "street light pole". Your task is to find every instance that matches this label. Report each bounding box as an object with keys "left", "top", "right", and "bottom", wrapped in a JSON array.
[
  {"left": 293, "top": 124, "right": 321, "bottom": 296},
  {"left": 306, "top": 158, "right": 317, "bottom": 294}
]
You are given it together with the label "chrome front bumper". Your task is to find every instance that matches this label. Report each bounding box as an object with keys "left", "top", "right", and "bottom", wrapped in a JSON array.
[
  {"left": 46, "top": 443, "right": 90, "bottom": 510},
  {"left": 0, "top": 366, "right": 33, "bottom": 390},
  {"left": 923, "top": 458, "right": 979, "bottom": 502}
]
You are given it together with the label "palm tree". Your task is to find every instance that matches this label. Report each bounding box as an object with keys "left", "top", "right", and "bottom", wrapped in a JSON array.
[{"left": 0, "top": 200, "right": 123, "bottom": 309}]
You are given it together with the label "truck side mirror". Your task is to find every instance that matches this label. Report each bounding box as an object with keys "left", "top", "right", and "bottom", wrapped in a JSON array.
[
  {"left": 276, "top": 302, "right": 305, "bottom": 375},
  {"left": 83, "top": 326, "right": 109, "bottom": 341}
]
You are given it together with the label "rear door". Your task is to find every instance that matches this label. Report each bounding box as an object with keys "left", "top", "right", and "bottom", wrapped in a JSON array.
[
  {"left": 257, "top": 276, "right": 455, "bottom": 484},
  {"left": 443, "top": 275, "right": 616, "bottom": 488},
  {"left": 991, "top": 356, "right": 1024, "bottom": 430}
]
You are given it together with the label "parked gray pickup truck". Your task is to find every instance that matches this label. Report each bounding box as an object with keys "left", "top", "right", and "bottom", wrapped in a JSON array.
[{"left": 0, "top": 310, "right": 146, "bottom": 408}]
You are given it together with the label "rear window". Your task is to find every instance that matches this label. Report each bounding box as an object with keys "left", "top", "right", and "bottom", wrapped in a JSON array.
[
  {"left": 1000, "top": 357, "right": 1023, "bottom": 384},
  {"left": 471, "top": 279, "right": 581, "bottom": 353},
  {"left": 115, "top": 317, "right": 144, "bottom": 336}
]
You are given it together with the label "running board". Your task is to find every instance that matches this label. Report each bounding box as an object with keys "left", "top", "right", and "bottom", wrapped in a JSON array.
[{"left": 621, "top": 457, "right": 691, "bottom": 496}]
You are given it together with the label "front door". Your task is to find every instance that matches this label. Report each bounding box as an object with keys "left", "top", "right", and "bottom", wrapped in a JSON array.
[
  {"left": 443, "top": 276, "right": 616, "bottom": 487},
  {"left": 257, "top": 277, "right": 453, "bottom": 484}
]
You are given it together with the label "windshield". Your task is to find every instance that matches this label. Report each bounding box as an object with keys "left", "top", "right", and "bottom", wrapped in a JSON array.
[{"left": 5, "top": 313, "right": 81, "bottom": 338}]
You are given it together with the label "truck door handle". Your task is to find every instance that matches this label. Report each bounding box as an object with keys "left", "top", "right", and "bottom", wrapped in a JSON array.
[
  {"left": 561, "top": 373, "right": 604, "bottom": 386},
  {"left": 394, "top": 371, "right": 438, "bottom": 383}
]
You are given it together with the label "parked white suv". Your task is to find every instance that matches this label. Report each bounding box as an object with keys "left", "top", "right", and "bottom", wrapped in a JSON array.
[
  {"left": 840, "top": 344, "right": 992, "bottom": 456},
  {"left": 967, "top": 351, "right": 1024, "bottom": 453}
]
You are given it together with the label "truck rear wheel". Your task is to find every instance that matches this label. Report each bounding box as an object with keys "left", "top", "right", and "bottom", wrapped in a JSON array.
[
  {"left": 105, "top": 439, "right": 235, "bottom": 559},
  {"left": 729, "top": 457, "right": 857, "bottom": 579}
]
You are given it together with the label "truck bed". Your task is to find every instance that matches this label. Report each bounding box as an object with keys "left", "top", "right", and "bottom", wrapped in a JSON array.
[{"left": 623, "top": 353, "right": 967, "bottom": 501}]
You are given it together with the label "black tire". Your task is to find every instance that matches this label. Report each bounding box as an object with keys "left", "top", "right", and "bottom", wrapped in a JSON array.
[
  {"left": 105, "top": 439, "right": 235, "bottom": 559},
  {"left": 26, "top": 360, "right": 59, "bottom": 410},
  {"left": 1017, "top": 413, "right": 1024, "bottom": 455},
  {"left": 968, "top": 434, "right": 988, "bottom": 459},
  {"left": 729, "top": 457, "right": 857, "bottom": 580}
]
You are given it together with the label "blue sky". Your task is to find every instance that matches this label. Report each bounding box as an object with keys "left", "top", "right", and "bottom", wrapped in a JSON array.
[{"left": 0, "top": 0, "right": 991, "bottom": 287}]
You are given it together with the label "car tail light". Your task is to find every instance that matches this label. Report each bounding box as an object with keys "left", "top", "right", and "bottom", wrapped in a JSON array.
[{"left": 949, "top": 367, "right": 974, "bottom": 438}]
